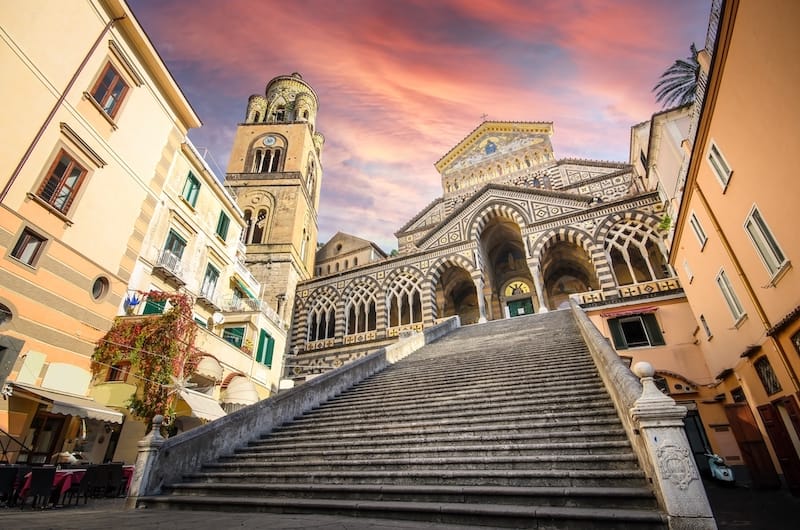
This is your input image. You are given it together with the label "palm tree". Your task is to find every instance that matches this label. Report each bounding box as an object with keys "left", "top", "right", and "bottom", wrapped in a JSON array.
[{"left": 653, "top": 43, "right": 700, "bottom": 108}]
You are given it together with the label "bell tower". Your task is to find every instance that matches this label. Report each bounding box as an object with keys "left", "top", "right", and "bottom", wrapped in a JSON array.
[{"left": 225, "top": 73, "right": 324, "bottom": 322}]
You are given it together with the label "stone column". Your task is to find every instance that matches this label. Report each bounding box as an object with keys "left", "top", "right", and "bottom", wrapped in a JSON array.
[
  {"left": 125, "top": 415, "right": 165, "bottom": 510},
  {"left": 528, "top": 261, "right": 548, "bottom": 313},
  {"left": 471, "top": 274, "right": 488, "bottom": 323},
  {"left": 630, "top": 362, "right": 716, "bottom": 529}
]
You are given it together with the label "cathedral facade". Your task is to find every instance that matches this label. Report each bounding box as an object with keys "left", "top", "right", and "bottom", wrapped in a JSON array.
[{"left": 275, "top": 118, "right": 672, "bottom": 378}]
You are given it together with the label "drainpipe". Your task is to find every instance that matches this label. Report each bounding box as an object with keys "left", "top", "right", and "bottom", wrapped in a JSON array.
[
  {"left": 693, "top": 183, "right": 800, "bottom": 392},
  {"left": 0, "top": 15, "right": 126, "bottom": 205}
]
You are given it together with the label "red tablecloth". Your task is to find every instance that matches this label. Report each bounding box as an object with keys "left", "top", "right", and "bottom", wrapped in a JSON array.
[{"left": 18, "top": 465, "right": 134, "bottom": 503}]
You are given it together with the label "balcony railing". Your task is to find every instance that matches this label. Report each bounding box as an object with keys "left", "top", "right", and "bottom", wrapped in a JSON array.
[
  {"left": 571, "top": 277, "right": 683, "bottom": 306},
  {"left": 221, "top": 295, "right": 287, "bottom": 330},
  {"left": 152, "top": 248, "right": 185, "bottom": 286}
]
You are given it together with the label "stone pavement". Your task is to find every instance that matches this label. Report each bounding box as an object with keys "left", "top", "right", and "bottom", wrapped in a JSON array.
[{"left": 1, "top": 479, "right": 799, "bottom": 529}]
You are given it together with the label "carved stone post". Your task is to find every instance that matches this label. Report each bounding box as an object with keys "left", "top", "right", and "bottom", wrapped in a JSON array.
[
  {"left": 527, "top": 261, "right": 548, "bottom": 313},
  {"left": 630, "top": 362, "right": 716, "bottom": 530},
  {"left": 125, "top": 415, "right": 165, "bottom": 510},
  {"left": 471, "top": 274, "right": 488, "bottom": 323}
]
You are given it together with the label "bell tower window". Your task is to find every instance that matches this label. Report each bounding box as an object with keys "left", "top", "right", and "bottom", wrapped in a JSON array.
[
  {"left": 274, "top": 106, "right": 286, "bottom": 122},
  {"left": 252, "top": 148, "right": 283, "bottom": 173}
]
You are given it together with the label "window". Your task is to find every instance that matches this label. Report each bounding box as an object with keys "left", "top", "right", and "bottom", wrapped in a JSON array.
[
  {"left": 222, "top": 326, "right": 245, "bottom": 348},
  {"left": 90, "top": 63, "right": 129, "bottom": 118},
  {"left": 607, "top": 313, "right": 665, "bottom": 350},
  {"left": 256, "top": 329, "right": 275, "bottom": 367},
  {"left": 106, "top": 361, "right": 131, "bottom": 382},
  {"left": 200, "top": 264, "right": 219, "bottom": 299},
  {"left": 142, "top": 298, "right": 166, "bottom": 315},
  {"left": 216, "top": 212, "right": 230, "bottom": 241},
  {"left": 11, "top": 228, "right": 47, "bottom": 266},
  {"left": 754, "top": 356, "right": 782, "bottom": 395},
  {"left": 682, "top": 259, "right": 694, "bottom": 283},
  {"left": 699, "top": 314, "right": 712, "bottom": 340},
  {"left": 91, "top": 277, "right": 110, "bottom": 300},
  {"left": 37, "top": 150, "right": 87, "bottom": 213},
  {"left": 181, "top": 172, "right": 200, "bottom": 207},
  {"left": 689, "top": 212, "right": 707, "bottom": 248},
  {"left": 716, "top": 269, "right": 745, "bottom": 322},
  {"left": 744, "top": 207, "right": 787, "bottom": 277},
  {"left": 639, "top": 149, "right": 648, "bottom": 170},
  {"left": 707, "top": 141, "right": 732, "bottom": 189}
]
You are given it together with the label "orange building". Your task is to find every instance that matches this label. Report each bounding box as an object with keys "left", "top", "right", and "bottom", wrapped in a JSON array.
[{"left": 669, "top": 0, "right": 800, "bottom": 493}]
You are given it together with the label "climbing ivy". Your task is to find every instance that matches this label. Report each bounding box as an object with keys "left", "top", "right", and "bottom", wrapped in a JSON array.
[{"left": 92, "top": 291, "right": 202, "bottom": 426}]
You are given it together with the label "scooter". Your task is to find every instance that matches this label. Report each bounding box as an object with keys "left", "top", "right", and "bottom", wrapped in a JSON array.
[{"left": 705, "top": 453, "right": 735, "bottom": 484}]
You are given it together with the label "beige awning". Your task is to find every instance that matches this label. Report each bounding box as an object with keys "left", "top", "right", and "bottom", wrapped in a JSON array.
[
  {"left": 178, "top": 389, "right": 226, "bottom": 421},
  {"left": 221, "top": 376, "right": 259, "bottom": 405},
  {"left": 194, "top": 355, "right": 223, "bottom": 382},
  {"left": 11, "top": 383, "right": 124, "bottom": 424}
]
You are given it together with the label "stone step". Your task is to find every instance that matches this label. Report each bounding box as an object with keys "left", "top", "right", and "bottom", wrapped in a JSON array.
[
  {"left": 231, "top": 440, "right": 634, "bottom": 461},
  {"left": 272, "top": 407, "right": 621, "bottom": 438},
  {"left": 182, "top": 468, "right": 650, "bottom": 488},
  {"left": 136, "top": 494, "right": 666, "bottom": 529},
  {"left": 248, "top": 428, "right": 629, "bottom": 451},
  {"left": 206, "top": 453, "right": 639, "bottom": 472},
  {"left": 158, "top": 483, "right": 659, "bottom": 510},
  {"left": 295, "top": 397, "right": 615, "bottom": 427}
]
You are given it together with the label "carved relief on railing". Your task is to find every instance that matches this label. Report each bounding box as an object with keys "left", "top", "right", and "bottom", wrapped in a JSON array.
[
  {"left": 344, "top": 331, "right": 377, "bottom": 345},
  {"left": 387, "top": 323, "right": 423, "bottom": 337},
  {"left": 573, "top": 290, "right": 606, "bottom": 304},
  {"left": 306, "top": 339, "right": 335, "bottom": 351},
  {"left": 619, "top": 277, "right": 681, "bottom": 298}
]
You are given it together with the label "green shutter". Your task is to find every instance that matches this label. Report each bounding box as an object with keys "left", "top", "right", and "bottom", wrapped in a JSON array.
[
  {"left": 256, "top": 330, "right": 275, "bottom": 367},
  {"left": 142, "top": 299, "right": 166, "bottom": 315},
  {"left": 608, "top": 318, "right": 627, "bottom": 349},
  {"left": 265, "top": 336, "right": 275, "bottom": 367},
  {"left": 643, "top": 314, "right": 665, "bottom": 346},
  {"left": 216, "top": 212, "right": 230, "bottom": 241},
  {"left": 222, "top": 326, "right": 244, "bottom": 347}
]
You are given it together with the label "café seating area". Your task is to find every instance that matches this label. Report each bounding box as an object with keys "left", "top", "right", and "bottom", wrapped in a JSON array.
[{"left": 0, "top": 463, "right": 134, "bottom": 509}]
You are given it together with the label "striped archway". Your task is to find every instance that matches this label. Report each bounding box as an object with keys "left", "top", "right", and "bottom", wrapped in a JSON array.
[
  {"left": 426, "top": 254, "right": 478, "bottom": 322},
  {"left": 468, "top": 201, "right": 529, "bottom": 241}
]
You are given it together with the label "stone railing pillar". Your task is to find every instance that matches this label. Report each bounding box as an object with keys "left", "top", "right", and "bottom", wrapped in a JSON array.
[
  {"left": 630, "top": 362, "right": 716, "bottom": 530},
  {"left": 125, "top": 415, "right": 165, "bottom": 509},
  {"left": 471, "top": 274, "right": 488, "bottom": 323}
]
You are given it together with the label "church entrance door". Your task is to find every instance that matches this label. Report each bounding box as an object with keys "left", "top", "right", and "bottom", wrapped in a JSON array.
[{"left": 507, "top": 298, "right": 534, "bottom": 317}]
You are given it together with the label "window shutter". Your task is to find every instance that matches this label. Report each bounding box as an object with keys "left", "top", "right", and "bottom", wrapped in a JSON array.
[
  {"left": 256, "top": 329, "right": 268, "bottom": 363},
  {"left": 608, "top": 319, "right": 627, "bottom": 349},
  {"left": 142, "top": 299, "right": 166, "bottom": 315},
  {"left": 643, "top": 314, "right": 665, "bottom": 346},
  {"left": 265, "top": 336, "right": 275, "bottom": 368}
]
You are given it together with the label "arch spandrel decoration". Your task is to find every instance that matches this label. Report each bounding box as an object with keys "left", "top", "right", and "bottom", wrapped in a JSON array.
[
  {"left": 342, "top": 276, "right": 380, "bottom": 344},
  {"left": 305, "top": 285, "right": 339, "bottom": 350},
  {"left": 426, "top": 253, "right": 477, "bottom": 289},
  {"left": 598, "top": 212, "right": 670, "bottom": 287},
  {"left": 383, "top": 267, "right": 425, "bottom": 336}
]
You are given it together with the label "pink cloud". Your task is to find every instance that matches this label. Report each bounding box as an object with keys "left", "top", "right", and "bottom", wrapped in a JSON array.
[{"left": 128, "top": 0, "right": 711, "bottom": 250}]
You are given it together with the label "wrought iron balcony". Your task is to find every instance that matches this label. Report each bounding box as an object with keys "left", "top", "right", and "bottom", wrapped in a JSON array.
[{"left": 152, "top": 249, "right": 185, "bottom": 287}]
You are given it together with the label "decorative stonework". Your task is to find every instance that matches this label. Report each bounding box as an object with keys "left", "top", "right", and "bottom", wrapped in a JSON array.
[{"left": 656, "top": 442, "right": 699, "bottom": 490}]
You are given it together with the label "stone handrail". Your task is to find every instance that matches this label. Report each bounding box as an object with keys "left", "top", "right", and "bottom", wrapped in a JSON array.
[
  {"left": 569, "top": 300, "right": 715, "bottom": 529},
  {"left": 127, "top": 315, "right": 461, "bottom": 508}
]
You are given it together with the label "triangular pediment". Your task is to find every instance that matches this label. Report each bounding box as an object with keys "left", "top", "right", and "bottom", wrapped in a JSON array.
[
  {"left": 416, "top": 184, "right": 591, "bottom": 250},
  {"left": 435, "top": 121, "right": 554, "bottom": 177}
]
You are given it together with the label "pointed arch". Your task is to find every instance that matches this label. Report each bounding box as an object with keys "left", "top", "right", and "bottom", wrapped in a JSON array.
[
  {"left": 383, "top": 267, "right": 425, "bottom": 327},
  {"left": 306, "top": 285, "right": 339, "bottom": 342},
  {"left": 468, "top": 201, "right": 529, "bottom": 241},
  {"left": 597, "top": 212, "right": 670, "bottom": 286},
  {"left": 342, "top": 276, "right": 380, "bottom": 335}
]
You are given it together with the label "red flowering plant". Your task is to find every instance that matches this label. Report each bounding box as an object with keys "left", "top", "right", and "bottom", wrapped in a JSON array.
[{"left": 92, "top": 290, "right": 203, "bottom": 430}]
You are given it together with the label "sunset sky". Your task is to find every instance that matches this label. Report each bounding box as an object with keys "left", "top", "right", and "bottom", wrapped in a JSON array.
[{"left": 128, "top": 0, "right": 711, "bottom": 251}]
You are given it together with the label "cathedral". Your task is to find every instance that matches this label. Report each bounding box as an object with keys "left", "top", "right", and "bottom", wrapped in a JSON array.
[{"left": 224, "top": 73, "right": 671, "bottom": 381}]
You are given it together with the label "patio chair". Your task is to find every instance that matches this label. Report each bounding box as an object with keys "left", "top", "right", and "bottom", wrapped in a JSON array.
[
  {"left": 62, "top": 465, "right": 102, "bottom": 505},
  {"left": 19, "top": 466, "right": 56, "bottom": 509},
  {"left": 105, "top": 462, "right": 124, "bottom": 497}
]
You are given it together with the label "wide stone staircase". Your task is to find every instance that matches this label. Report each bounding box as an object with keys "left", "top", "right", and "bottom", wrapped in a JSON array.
[{"left": 139, "top": 310, "right": 666, "bottom": 528}]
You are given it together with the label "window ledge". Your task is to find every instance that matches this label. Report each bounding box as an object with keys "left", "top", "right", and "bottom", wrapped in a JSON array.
[
  {"left": 179, "top": 195, "right": 197, "bottom": 211},
  {"left": 733, "top": 314, "right": 748, "bottom": 329},
  {"left": 83, "top": 91, "right": 119, "bottom": 130},
  {"left": 215, "top": 233, "right": 227, "bottom": 244},
  {"left": 766, "top": 261, "right": 792, "bottom": 287},
  {"left": 25, "top": 193, "right": 73, "bottom": 226}
]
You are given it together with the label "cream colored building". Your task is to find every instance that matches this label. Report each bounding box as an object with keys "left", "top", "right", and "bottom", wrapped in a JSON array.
[
  {"left": 0, "top": 0, "right": 200, "bottom": 464},
  {"left": 667, "top": 0, "right": 800, "bottom": 492},
  {"left": 315, "top": 232, "right": 387, "bottom": 277},
  {"left": 95, "top": 139, "right": 288, "bottom": 462}
]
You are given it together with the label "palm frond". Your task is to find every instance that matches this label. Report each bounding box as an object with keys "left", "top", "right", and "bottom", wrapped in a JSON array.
[{"left": 653, "top": 43, "right": 700, "bottom": 108}]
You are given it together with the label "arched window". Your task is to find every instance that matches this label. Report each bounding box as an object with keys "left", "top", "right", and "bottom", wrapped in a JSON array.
[
  {"left": 253, "top": 111, "right": 260, "bottom": 123},
  {"left": 250, "top": 209, "right": 267, "bottom": 244},
  {"left": 354, "top": 257, "right": 358, "bottom": 266},
  {"left": 605, "top": 220, "right": 669, "bottom": 286},
  {"left": 345, "top": 259, "right": 349, "bottom": 268},
  {"left": 242, "top": 210, "right": 252, "bottom": 243},
  {"left": 346, "top": 283, "right": 377, "bottom": 335},
  {"left": 300, "top": 229, "right": 307, "bottom": 260},
  {"left": 303, "top": 110, "right": 309, "bottom": 119},
  {"left": 252, "top": 148, "right": 282, "bottom": 173},
  {"left": 274, "top": 106, "right": 286, "bottom": 122},
  {"left": 307, "top": 292, "right": 336, "bottom": 341},
  {"left": 387, "top": 272, "right": 423, "bottom": 327},
  {"left": 335, "top": 263, "right": 340, "bottom": 272}
]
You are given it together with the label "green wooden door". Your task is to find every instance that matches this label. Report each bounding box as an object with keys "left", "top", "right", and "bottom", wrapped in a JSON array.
[{"left": 508, "top": 298, "right": 534, "bottom": 317}]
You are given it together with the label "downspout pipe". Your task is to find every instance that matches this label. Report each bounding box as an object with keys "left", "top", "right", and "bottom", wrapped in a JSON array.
[{"left": 0, "top": 15, "right": 126, "bottom": 205}]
